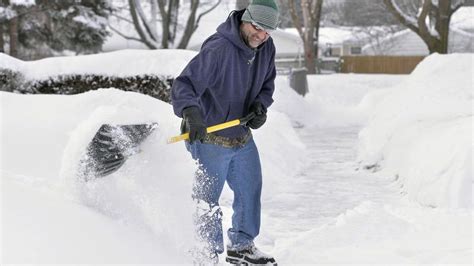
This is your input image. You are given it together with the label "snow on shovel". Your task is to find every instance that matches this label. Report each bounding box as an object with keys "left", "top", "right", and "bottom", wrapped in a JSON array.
[
  {"left": 79, "top": 123, "right": 159, "bottom": 181},
  {"left": 80, "top": 114, "right": 255, "bottom": 181}
]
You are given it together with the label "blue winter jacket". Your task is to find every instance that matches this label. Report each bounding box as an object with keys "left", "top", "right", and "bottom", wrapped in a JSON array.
[{"left": 171, "top": 9, "right": 276, "bottom": 138}]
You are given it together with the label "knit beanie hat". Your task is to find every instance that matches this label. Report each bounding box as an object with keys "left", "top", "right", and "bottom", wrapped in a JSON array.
[{"left": 241, "top": 0, "right": 279, "bottom": 31}]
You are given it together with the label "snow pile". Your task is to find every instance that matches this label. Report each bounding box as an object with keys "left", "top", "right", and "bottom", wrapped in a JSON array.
[
  {"left": 357, "top": 53, "right": 473, "bottom": 209},
  {"left": 9, "top": 0, "right": 35, "bottom": 7},
  {"left": 0, "top": 49, "right": 197, "bottom": 79},
  {"left": 1, "top": 89, "right": 196, "bottom": 263},
  {"left": 273, "top": 201, "right": 472, "bottom": 264}
]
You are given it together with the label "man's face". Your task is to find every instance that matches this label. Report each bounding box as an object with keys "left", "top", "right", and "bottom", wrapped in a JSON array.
[{"left": 240, "top": 22, "right": 270, "bottom": 48}]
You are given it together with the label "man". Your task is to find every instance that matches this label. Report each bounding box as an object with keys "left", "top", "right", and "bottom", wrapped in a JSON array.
[{"left": 171, "top": 0, "right": 279, "bottom": 264}]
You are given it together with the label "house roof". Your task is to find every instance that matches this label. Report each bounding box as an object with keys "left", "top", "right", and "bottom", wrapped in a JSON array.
[{"left": 450, "top": 7, "right": 474, "bottom": 33}]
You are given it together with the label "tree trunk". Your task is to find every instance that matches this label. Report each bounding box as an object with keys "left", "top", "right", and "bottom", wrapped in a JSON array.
[
  {"left": 436, "top": 0, "right": 451, "bottom": 54},
  {"left": 301, "top": 0, "right": 315, "bottom": 73},
  {"left": 178, "top": 0, "right": 221, "bottom": 49},
  {"left": 313, "top": 0, "right": 323, "bottom": 73},
  {"left": 9, "top": 16, "right": 19, "bottom": 57},
  {"left": 157, "top": 0, "right": 179, "bottom": 48},
  {"left": 170, "top": 0, "right": 180, "bottom": 45},
  {"left": 0, "top": 24, "right": 4, "bottom": 53},
  {"left": 130, "top": 0, "right": 158, "bottom": 49},
  {"left": 289, "top": 0, "right": 324, "bottom": 74},
  {"left": 160, "top": 0, "right": 170, "bottom": 48},
  {"left": 303, "top": 41, "right": 317, "bottom": 74},
  {"left": 177, "top": 0, "right": 199, "bottom": 49}
]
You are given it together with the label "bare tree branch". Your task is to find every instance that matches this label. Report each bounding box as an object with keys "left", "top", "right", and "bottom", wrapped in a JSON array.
[
  {"left": 417, "top": 0, "right": 435, "bottom": 38},
  {"left": 288, "top": 0, "right": 303, "bottom": 39},
  {"left": 195, "top": 0, "right": 221, "bottom": 31},
  {"left": 451, "top": 0, "right": 464, "bottom": 14},
  {"left": 110, "top": 13, "right": 134, "bottom": 24},
  {"left": 383, "top": 0, "right": 458, "bottom": 54},
  {"left": 177, "top": 0, "right": 198, "bottom": 48},
  {"left": 123, "top": 0, "right": 221, "bottom": 49},
  {"left": 383, "top": 0, "right": 419, "bottom": 34},
  {"left": 128, "top": 0, "right": 158, "bottom": 48},
  {"left": 132, "top": 0, "right": 159, "bottom": 42},
  {"left": 108, "top": 22, "right": 142, "bottom": 42}
]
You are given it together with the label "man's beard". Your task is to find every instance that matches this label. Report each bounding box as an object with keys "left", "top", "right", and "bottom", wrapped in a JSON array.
[{"left": 242, "top": 32, "right": 264, "bottom": 48}]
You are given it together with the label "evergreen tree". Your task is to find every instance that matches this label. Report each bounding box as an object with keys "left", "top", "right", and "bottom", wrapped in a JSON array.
[{"left": 0, "top": 0, "right": 112, "bottom": 60}]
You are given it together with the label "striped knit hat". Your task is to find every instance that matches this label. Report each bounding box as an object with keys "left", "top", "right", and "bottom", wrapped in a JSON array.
[{"left": 241, "top": 0, "right": 279, "bottom": 30}]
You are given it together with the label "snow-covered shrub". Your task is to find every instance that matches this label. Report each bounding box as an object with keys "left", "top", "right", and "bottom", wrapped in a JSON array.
[
  {"left": 0, "top": 68, "right": 25, "bottom": 92},
  {"left": 0, "top": 49, "right": 197, "bottom": 103},
  {"left": 0, "top": 68, "right": 173, "bottom": 103}
]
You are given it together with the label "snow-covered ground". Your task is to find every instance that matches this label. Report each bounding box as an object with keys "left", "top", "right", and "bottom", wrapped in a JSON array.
[
  {"left": 0, "top": 50, "right": 472, "bottom": 265},
  {"left": 358, "top": 54, "right": 472, "bottom": 209}
]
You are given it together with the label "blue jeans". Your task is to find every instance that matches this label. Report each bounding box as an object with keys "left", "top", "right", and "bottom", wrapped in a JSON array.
[{"left": 186, "top": 138, "right": 262, "bottom": 254}]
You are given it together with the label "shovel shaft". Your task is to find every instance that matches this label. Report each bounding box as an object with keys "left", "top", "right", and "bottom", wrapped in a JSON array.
[{"left": 167, "top": 119, "right": 241, "bottom": 144}]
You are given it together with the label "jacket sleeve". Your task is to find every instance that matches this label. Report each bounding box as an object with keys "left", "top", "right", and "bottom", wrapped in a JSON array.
[
  {"left": 255, "top": 45, "right": 276, "bottom": 111},
  {"left": 171, "top": 47, "right": 220, "bottom": 117}
]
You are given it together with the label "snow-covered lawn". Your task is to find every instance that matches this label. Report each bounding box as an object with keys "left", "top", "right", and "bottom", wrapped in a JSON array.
[{"left": 1, "top": 50, "right": 472, "bottom": 264}]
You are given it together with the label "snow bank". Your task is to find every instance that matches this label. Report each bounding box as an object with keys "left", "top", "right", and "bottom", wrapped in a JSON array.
[
  {"left": 357, "top": 53, "right": 473, "bottom": 209},
  {"left": 10, "top": 0, "right": 35, "bottom": 7},
  {"left": 2, "top": 178, "right": 183, "bottom": 263},
  {"left": 273, "top": 201, "right": 472, "bottom": 264},
  {"left": 1, "top": 89, "right": 197, "bottom": 263},
  {"left": 0, "top": 49, "right": 197, "bottom": 79}
]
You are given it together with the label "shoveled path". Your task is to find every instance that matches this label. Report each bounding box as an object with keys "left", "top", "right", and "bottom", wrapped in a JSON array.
[{"left": 260, "top": 125, "right": 399, "bottom": 239}]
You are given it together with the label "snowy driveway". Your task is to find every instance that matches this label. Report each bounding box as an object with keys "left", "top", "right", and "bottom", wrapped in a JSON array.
[
  {"left": 247, "top": 125, "right": 472, "bottom": 265},
  {"left": 263, "top": 125, "right": 399, "bottom": 233}
]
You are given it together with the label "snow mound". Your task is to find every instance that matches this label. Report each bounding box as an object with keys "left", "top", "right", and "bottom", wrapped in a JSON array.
[
  {"left": 0, "top": 49, "right": 197, "bottom": 79},
  {"left": 357, "top": 53, "right": 473, "bottom": 209},
  {"left": 272, "top": 201, "right": 471, "bottom": 264},
  {"left": 0, "top": 89, "right": 196, "bottom": 262}
]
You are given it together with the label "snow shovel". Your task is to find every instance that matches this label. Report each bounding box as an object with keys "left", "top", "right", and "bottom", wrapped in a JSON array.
[
  {"left": 79, "top": 123, "right": 158, "bottom": 181},
  {"left": 80, "top": 114, "right": 255, "bottom": 181}
]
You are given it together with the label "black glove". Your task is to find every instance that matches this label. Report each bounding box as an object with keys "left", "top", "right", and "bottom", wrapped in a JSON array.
[
  {"left": 247, "top": 102, "right": 267, "bottom": 129},
  {"left": 182, "top": 106, "right": 207, "bottom": 143}
]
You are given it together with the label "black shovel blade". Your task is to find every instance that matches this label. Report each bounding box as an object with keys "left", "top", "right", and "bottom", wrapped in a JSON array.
[{"left": 79, "top": 123, "right": 158, "bottom": 181}]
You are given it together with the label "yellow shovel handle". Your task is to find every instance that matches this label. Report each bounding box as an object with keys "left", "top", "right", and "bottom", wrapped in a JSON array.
[{"left": 167, "top": 119, "right": 241, "bottom": 144}]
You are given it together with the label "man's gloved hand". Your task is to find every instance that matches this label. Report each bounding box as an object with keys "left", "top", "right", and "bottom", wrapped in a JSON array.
[
  {"left": 247, "top": 102, "right": 267, "bottom": 129},
  {"left": 182, "top": 106, "right": 207, "bottom": 143}
]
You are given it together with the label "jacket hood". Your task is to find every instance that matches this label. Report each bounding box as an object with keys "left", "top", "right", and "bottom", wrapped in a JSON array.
[{"left": 216, "top": 9, "right": 263, "bottom": 55}]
